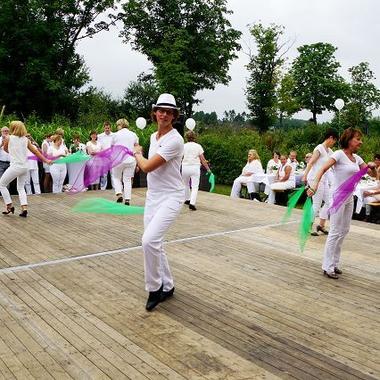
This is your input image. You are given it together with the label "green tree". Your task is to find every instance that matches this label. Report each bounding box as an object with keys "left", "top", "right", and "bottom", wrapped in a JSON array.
[
  {"left": 0, "top": 0, "right": 120, "bottom": 119},
  {"left": 291, "top": 42, "right": 348, "bottom": 124},
  {"left": 246, "top": 23, "right": 287, "bottom": 132},
  {"left": 121, "top": 0, "right": 241, "bottom": 117},
  {"left": 193, "top": 111, "right": 219, "bottom": 125},
  {"left": 76, "top": 87, "right": 121, "bottom": 127},
  {"left": 344, "top": 62, "right": 380, "bottom": 126},
  {"left": 121, "top": 73, "right": 161, "bottom": 120},
  {"left": 276, "top": 73, "right": 301, "bottom": 127},
  {"left": 222, "top": 110, "right": 248, "bottom": 124}
]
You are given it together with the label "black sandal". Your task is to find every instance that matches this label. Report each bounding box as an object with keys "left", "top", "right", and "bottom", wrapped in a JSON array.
[{"left": 2, "top": 206, "right": 15, "bottom": 215}]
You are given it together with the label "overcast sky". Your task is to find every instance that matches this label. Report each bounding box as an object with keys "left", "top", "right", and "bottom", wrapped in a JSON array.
[{"left": 77, "top": 0, "right": 380, "bottom": 121}]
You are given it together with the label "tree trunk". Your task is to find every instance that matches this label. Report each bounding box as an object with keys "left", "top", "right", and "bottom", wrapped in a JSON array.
[{"left": 312, "top": 110, "right": 317, "bottom": 124}]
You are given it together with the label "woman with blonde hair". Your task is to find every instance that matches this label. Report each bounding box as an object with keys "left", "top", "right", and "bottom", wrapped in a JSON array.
[
  {"left": 0, "top": 121, "right": 51, "bottom": 217},
  {"left": 230, "top": 149, "right": 264, "bottom": 200},
  {"left": 47, "top": 134, "right": 68, "bottom": 193},
  {"left": 111, "top": 118, "right": 139, "bottom": 205},
  {"left": 182, "top": 130, "right": 211, "bottom": 210}
]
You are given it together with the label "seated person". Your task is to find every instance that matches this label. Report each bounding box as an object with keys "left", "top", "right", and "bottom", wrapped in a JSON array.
[
  {"left": 363, "top": 184, "right": 380, "bottom": 220},
  {"left": 287, "top": 150, "right": 298, "bottom": 171},
  {"left": 369, "top": 153, "right": 380, "bottom": 180},
  {"left": 267, "top": 154, "right": 295, "bottom": 204},
  {"left": 266, "top": 151, "right": 281, "bottom": 174},
  {"left": 230, "top": 149, "right": 264, "bottom": 200},
  {"left": 304, "top": 152, "right": 312, "bottom": 165}
]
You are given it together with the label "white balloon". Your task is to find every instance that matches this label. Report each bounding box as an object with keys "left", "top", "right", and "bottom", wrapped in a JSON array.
[
  {"left": 136, "top": 117, "right": 147, "bottom": 130},
  {"left": 185, "top": 118, "right": 196, "bottom": 131},
  {"left": 334, "top": 98, "right": 345, "bottom": 111}
]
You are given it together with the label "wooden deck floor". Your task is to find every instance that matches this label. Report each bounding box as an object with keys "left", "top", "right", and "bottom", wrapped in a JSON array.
[{"left": 0, "top": 189, "right": 379, "bottom": 380}]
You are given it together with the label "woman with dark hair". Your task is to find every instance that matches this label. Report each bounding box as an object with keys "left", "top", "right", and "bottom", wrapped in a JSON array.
[
  {"left": 307, "top": 128, "right": 372, "bottom": 279},
  {"left": 302, "top": 128, "right": 339, "bottom": 236},
  {"left": 181, "top": 130, "right": 211, "bottom": 210},
  {"left": 133, "top": 93, "right": 184, "bottom": 311},
  {"left": 266, "top": 151, "right": 281, "bottom": 174}
]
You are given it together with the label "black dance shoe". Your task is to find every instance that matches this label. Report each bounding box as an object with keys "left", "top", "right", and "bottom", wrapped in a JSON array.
[
  {"left": 189, "top": 204, "right": 197, "bottom": 211},
  {"left": 184, "top": 200, "right": 190, "bottom": 205},
  {"left": 116, "top": 196, "right": 123, "bottom": 203},
  {"left": 316, "top": 225, "right": 329, "bottom": 235},
  {"left": 19, "top": 210, "right": 28, "bottom": 218},
  {"left": 161, "top": 287, "right": 175, "bottom": 302},
  {"left": 334, "top": 267, "right": 343, "bottom": 274},
  {"left": 125, "top": 200, "right": 130, "bottom": 206},
  {"left": 323, "top": 270, "right": 339, "bottom": 279},
  {"left": 2, "top": 206, "right": 15, "bottom": 215},
  {"left": 146, "top": 284, "right": 163, "bottom": 311}
]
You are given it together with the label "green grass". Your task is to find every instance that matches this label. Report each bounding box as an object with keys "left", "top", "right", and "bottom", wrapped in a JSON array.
[{"left": 213, "top": 184, "right": 232, "bottom": 196}]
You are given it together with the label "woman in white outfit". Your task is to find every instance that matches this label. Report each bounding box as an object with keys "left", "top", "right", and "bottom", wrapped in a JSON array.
[
  {"left": 230, "top": 149, "right": 264, "bottom": 201},
  {"left": 266, "top": 151, "right": 281, "bottom": 174},
  {"left": 41, "top": 133, "right": 52, "bottom": 192},
  {"left": 25, "top": 134, "right": 41, "bottom": 195},
  {"left": 267, "top": 154, "right": 295, "bottom": 204},
  {"left": 133, "top": 93, "right": 184, "bottom": 311},
  {"left": 307, "top": 128, "right": 372, "bottom": 279},
  {"left": 0, "top": 121, "right": 51, "bottom": 217},
  {"left": 86, "top": 131, "right": 103, "bottom": 190},
  {"left": 111, "top": 118, "right": 138, "bottom": 205},
  {"left": 302, "top": 129, "right": 338, "bottom": 236},
  {"left": 48, "top": 134, "right": 68, "bottom": 193},
  {"left": 182, "top": 131, "right": 211, "bottom": 211}
]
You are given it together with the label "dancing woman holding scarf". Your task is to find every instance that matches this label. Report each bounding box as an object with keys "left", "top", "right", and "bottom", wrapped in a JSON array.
[
  {"left": 307, "top": 128, "right": 370, "bottom": 279},
  {"left": 133, "top": 94, "right": 184, "bottom": 311},
  {"left": 0, "top": 121, "right": 51, "bottom": 217}
]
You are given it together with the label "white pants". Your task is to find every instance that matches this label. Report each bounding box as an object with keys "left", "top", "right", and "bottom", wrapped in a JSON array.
[
  {"left": 309, "top": 179, "right": 330, "bottom": 221},
  {"left": 0, "top": 166, "right": 28, "bottom": 205},
  {"left": 142, "top": 190, "right": 184, "bottom": 292},
  {"left": 100, "top": 172, "right": 111, "bottom": 190},
  {"left": 25, "top": 168, "right": 41, "bottom": 195},
  {"left": 50, "top": 164, "right": 67, "bottom": 193},
  {"left": 111, "top": 161, "right": 136, "bottom": 200},
  {"left": 230, "top": 176, "right": 259, "bottom": 198},
  {"left": 322, "top": 198, "right": 353, "bottom": 273},
  {"left": 267, "top": 181, "right": 295, "bottom": 204},
  {"left": 182, "top": 165, "right": 201, "bottom": 205}
]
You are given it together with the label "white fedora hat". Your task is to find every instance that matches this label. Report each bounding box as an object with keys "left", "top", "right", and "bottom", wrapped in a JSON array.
[{"left": 152, "top": 93, "right": 179, "bottom": 110}]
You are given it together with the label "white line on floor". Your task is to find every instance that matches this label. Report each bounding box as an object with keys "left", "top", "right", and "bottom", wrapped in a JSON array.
[{"left": 0, "top": 220, "right": 297, "bottom": 275}]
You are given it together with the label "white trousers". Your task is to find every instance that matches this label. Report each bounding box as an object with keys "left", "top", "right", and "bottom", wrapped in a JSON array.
[
  {"left": 142, "top": 191, "right": 184, "bottom": 292},
  {"left": 50, "top": 164, "right": 67, "bottom": 193},
  {"left": 25, "top": 168, "right": 41, "bottom": 195},
  {"left": 111, "top": 161, "right": 136, "bottom": 200},
  {"left": 230, "top": 176, "right": 259, "bottom": 198},
  {"left": 0, "top": 166, "right": 28, "bottom": 205},
  {"left": 309, "top": 179, "right": 330, "bottom": 220},
  {"left": 100, "top": 172, "right": 111, "bottom": 190},
  {"left": 182, "top": 165, "right": 201, "bottom": 205},
  {"left": 322, "top": 198, "right": 353, "bottom": 273},
  {"left": 267, "top": 181, "right": 294, "bottom": 204}
]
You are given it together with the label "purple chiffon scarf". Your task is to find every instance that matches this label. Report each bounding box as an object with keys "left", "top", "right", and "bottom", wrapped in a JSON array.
[
  {"left": 70, "top": 145, "right": 134, "bottom": 193},
  {"left": 328, "top": 166, "right": 368, "bottom": 215}
]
